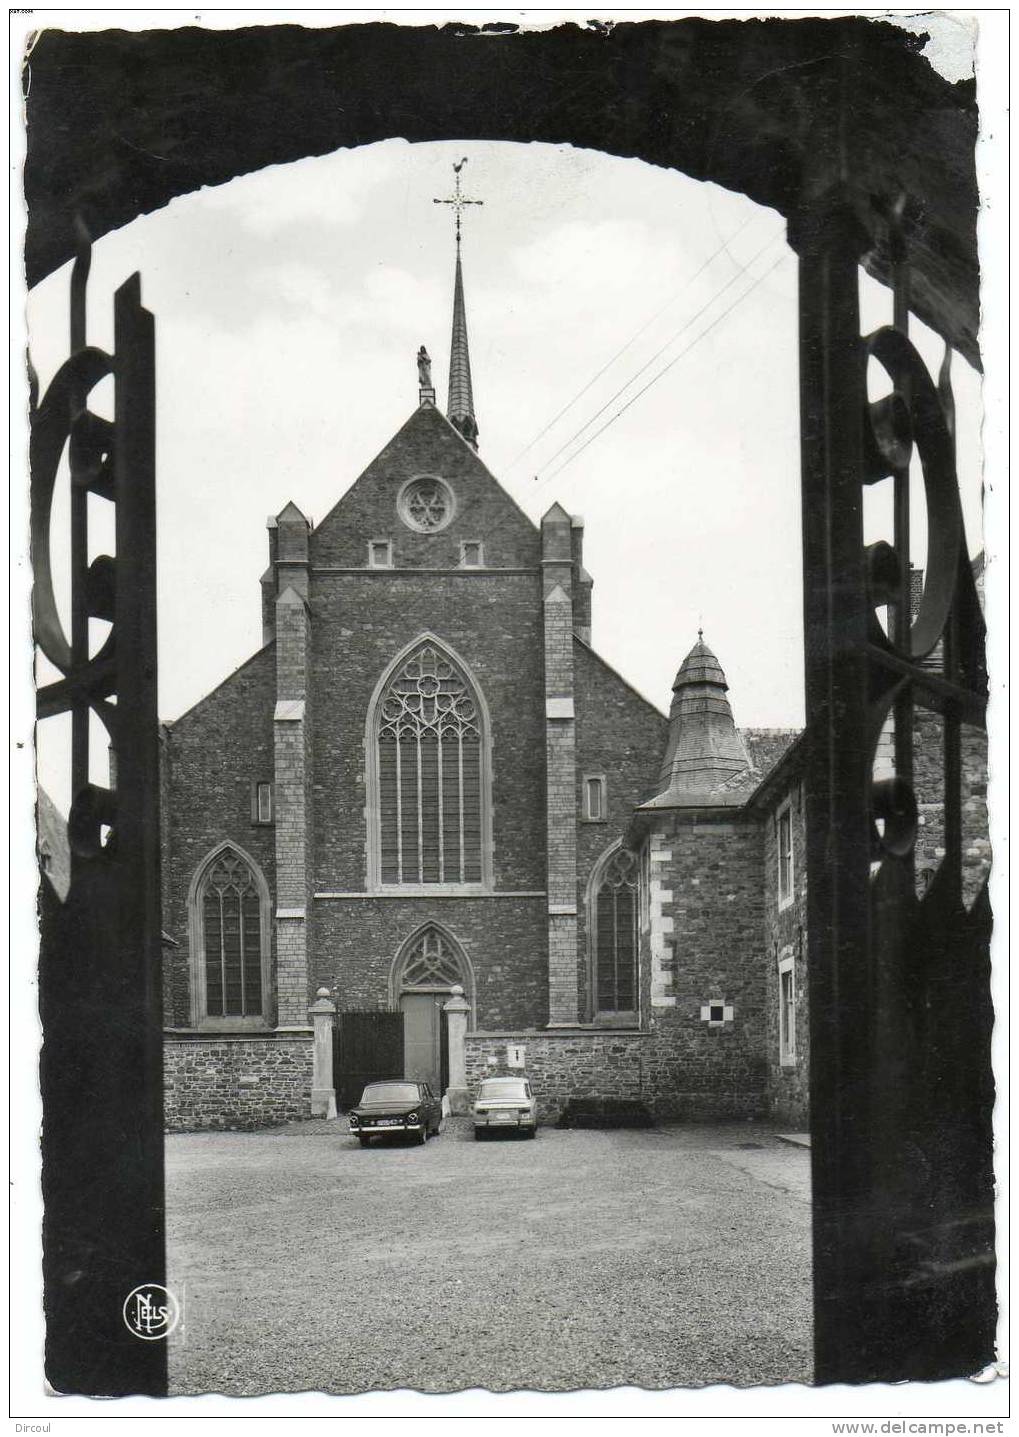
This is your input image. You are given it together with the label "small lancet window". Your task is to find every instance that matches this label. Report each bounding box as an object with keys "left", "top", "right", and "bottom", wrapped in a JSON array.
[
  {"left": 460, "top": 541, "right": 484, "bottom": 568},
  {"left": 369, "top": 539, "right": 393, "bottom": 569},
  {"left": 583, "top": 774, "right": 607, "bottom": 822},
  {"left": 251, "top": 781, "right": 273, "bottom": 825}
]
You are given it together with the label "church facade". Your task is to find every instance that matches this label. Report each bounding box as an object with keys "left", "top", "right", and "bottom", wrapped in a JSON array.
[{"left": 159, "top": 238, "right": 988, "bottom": 1134}]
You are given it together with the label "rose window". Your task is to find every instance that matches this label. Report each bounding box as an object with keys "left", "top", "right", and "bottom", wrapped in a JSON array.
[{"left": 399, "top": 476, "right": 454, "bottom": 533}]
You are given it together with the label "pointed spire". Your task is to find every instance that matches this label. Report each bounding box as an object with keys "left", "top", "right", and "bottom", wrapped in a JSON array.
[
  {"left": 651, "top": 634, "right": 750, "bottom": 802},
  {"left": 447, "top": 245, "right": 478, "bottom": 447},
  {"left": 434, "top": 159, "right": 483, "bottom": 450}
]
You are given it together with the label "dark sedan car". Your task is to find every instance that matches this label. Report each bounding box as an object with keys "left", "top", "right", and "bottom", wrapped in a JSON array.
[{"left": 347, "top": 1080, "right": 443, "bottom": 1146}]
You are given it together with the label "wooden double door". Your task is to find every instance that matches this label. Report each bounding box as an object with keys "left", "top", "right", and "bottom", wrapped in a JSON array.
[{"left": 400, "top": 991, "right": 450, "bottom": 1096}]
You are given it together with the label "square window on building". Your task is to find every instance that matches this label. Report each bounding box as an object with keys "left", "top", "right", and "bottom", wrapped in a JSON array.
[
  {"left": 460, "top": 540, "right": 484, "bottom": 568},
  {"left": 710, "top": 1003, "right": 725, "bottom": 1023},
  {"left": 778, "top": 950, "right": 796, "bottom": 1065},
  {"left": 368, "top": 539, "right": 393, "bottom": 569},
  {"left": 583, "top": 774, "right": 607, "bottom": 822},
  {"left": 251, "top": 781, "right": 273, "bottom": 825},
  {"left": 777, "top": 799, "right": 794, "bottom": 908}
]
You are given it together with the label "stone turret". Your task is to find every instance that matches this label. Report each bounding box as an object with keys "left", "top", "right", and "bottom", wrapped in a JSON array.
[{"left": 645, "top": 634, "right": 750, "bottom": 808}]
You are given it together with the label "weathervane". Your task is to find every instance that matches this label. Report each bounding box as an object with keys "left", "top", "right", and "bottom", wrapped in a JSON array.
[{"left": 433, "top": 157, "right": 484, "bottom": 246}]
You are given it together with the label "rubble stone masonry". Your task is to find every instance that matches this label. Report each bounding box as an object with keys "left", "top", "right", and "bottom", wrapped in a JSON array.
[{"left": 164, "top": 1035, "right": 312, "bottom": 1130}]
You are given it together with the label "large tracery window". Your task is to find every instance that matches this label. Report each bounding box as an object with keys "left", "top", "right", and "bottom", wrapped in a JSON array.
[
  {"left": 189, "top": 843, "right": 271, "bottom": 1027},
  {"left": 202, "top": 850, "right": 263, "bottom": 1016},
  {"left": 592, "top": 846, "right": 639, "bottom": 1016},
  {"left": 373, "top": 640, "right": 489, "bottom": 887}
]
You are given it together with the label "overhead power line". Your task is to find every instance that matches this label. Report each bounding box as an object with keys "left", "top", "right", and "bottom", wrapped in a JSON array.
[
  {"left": 531, "top": 225, "right": 787, "bottom": 482},
  {"left": 530, "top": 227, "right": 786, "bottom": 481},
  {"left": 505, "top": 212, "right": 760, "bottom": 471},
  {"left": 535, "top": 248, "right": 790, "bottom": 488}
]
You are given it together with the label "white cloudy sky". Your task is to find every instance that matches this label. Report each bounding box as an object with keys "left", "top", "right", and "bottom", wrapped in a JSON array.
[{"left": 27, "top": 137, "right": 985, "bottom": 810}]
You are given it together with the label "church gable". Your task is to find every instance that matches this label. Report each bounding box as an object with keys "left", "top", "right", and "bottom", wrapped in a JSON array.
[
  {"left": 311, "top": 404, "right": 540, "bottom": 570},
  {"left": 573, "top": 639, "right": 669, "bottom": 836}
]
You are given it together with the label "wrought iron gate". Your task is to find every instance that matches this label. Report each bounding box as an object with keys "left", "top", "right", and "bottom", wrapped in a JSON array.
[
  {"left": 792, "top": 185, "right": 993, "bottom": 1381},
  {"left": 32, "top": 228, "right": 166, "bottom": 1395},
  {"left": 334, "top": 1011, "right": 405, "bottom": 1110}
]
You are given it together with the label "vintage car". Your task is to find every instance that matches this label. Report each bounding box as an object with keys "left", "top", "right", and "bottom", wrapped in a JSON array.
[
  {"left": 472, "top": 1076, "right": 538, "bottom": 1138},
  {"left": 347, "top": 1080, "right": 443, "bottom": 1146}
]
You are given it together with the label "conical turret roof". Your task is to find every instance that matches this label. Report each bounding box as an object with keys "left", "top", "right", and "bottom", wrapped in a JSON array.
[{"left": 641, "top": 633, "right": 751, "bottom": 809}]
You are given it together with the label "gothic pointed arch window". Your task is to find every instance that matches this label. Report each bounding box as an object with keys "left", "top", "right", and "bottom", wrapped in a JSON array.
[
  {"left": 367, "top": 637, "right": 492, "bottom": 889},
  {"left": 188, "top": 843, "right": 272, "bottom": 1028},
  {"left": 394, "top": 925, "right": 472, "bottom": 996},
  {"left": 588, "top": 843, "right": 639, "bottom": 1019}
]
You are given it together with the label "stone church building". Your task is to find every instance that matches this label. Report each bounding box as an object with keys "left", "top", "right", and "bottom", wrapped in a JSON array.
[{"left": 159, "top": 238, "right": 987, "bottom": 1134}]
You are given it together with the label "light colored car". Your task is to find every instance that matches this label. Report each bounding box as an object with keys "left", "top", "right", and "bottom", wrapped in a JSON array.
[{"left": 472, "top": 1076, "right": 537, "bottom": 1139}]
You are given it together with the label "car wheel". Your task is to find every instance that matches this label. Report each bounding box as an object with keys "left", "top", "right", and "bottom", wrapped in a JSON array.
[
  {"left": 473, "top": 1128, "right": 485, "bottom": 1141},
  {"left": 416, "top": 1127, "right": 427, "bottom": 1145},
  {"left": 357, "top": 1134, "right": 370, "bottom": 1148},
  {"left": 526, "top": 1127, "right": 536, "bottom": 1139}
]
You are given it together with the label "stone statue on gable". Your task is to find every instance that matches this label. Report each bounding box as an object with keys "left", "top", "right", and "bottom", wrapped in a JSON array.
[{"left": 417, "top": 346, "right": 432, "bottom": 388}]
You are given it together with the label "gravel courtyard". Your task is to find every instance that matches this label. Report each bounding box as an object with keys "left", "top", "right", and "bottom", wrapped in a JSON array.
[{"left": 166, "top": 1119, "right": 812, "bottom": 1395}]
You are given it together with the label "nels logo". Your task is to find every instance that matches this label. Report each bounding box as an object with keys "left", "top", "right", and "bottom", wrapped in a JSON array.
[{"left": 122, "top": 1283, "right": 181, "bottom": 1341}]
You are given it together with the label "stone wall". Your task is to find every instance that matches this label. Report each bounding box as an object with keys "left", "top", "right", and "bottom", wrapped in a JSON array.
[
  {"left": 161, "top": 644, "right": 278, "bottom": 1028},
  {"left": 308, "top": 569, "right": 548, "bottom": 898},
  {"left": 312, "top": 896, "right": 548, "bottom": 1030},
  {"left": 465, "top": 1021, "right": 767, "bottom": 1123},
  {"left": 466, "top": 1029, "right": 646, "bottom": 1122},
  {"left": 164, "top": 1034, "right": 313, "bottom": 1131},
  {"left": 311, "top": 404, "right": 541, "bottom": 571},
  {"left": 634, "top": 811, "right": 769, "bottom": 1117},
  {"left": 573, "top": 642, "right": 668, "bottom": 1018},
  {"left": 912, "top": 708, "right": 991, "bottom": 907}
]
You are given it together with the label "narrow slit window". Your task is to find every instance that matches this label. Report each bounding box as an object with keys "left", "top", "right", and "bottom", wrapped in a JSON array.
[
  {"left": 583, "top": 774, "right": 606, "bottom": 822},
  {"left": 252, "top": 781, "right": 273, "bottom": 825},
  {"left": 777, "top": 800, "right": 794, "bottom": 907},
  {"left": 778, "top": 951, "right": 796, "bottom": 1064}
]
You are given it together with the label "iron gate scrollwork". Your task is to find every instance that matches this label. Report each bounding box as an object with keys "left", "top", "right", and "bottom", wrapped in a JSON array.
[
  {"left": 793, "top": 190, "right": 993, "bottom": 1383},
  {"left": 32, "top": 225, "right": 166, "bottom": 1396}
]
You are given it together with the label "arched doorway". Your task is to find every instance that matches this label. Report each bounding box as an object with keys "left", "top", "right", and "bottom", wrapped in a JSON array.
[{"left": 391, "top": 924, "right": 474, "bottom": 1093}]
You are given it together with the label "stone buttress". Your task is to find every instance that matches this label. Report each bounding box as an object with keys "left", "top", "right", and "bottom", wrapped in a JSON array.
[
  {"left": 272, "top": 501, "right": 313, "bottom": 1030},
  {"left": 541, "top": 502, "right": 580, "bottom": 1024}
]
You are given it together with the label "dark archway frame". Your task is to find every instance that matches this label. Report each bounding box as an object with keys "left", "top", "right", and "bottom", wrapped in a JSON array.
[
  {"left": 25, "top": 15, "right": 991, "bottom": 1394},
  {"left": 24, "top": 17, "right": 978, "bottom": 363}
]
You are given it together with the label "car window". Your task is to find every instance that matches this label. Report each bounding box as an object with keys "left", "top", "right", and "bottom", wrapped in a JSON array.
[
  {"left": 360, "top": 1083, "right": 420, "bottom": 1104},
  {"left": 478, "top": 1079, "right": 529, "bottom": 1099}
]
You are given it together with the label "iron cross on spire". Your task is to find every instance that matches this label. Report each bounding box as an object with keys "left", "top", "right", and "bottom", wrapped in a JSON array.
[{"left": 433, "top": 157, "right": 484, "bottom": 246}]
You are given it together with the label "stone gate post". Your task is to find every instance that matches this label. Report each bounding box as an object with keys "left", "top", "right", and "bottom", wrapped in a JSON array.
[
  {"left": 309, "top": 987, "right": 337, "bottom": 1119},
  {"left": 443, "top": 984, "right": 471, "bottom": 1115}
]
